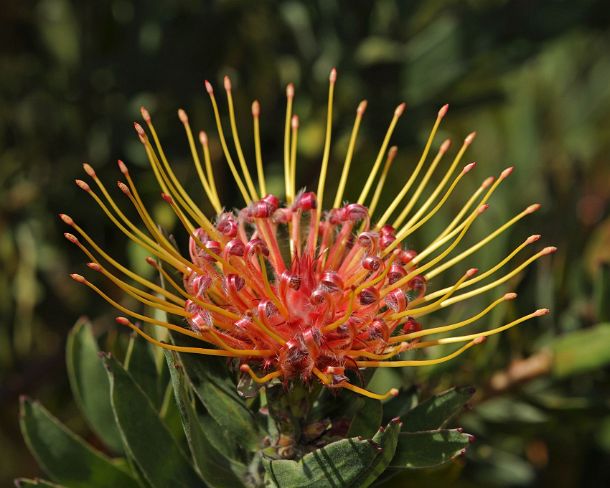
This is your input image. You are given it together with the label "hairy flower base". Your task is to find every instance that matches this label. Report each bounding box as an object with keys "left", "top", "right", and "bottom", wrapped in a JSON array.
[{"left": 63, "top": 69, "right": 553, "bottom": 400}]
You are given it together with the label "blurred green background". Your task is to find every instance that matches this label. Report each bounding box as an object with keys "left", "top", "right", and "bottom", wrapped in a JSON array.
[{"left": 2, "top": 0, "right": 610, "bottom": 486}]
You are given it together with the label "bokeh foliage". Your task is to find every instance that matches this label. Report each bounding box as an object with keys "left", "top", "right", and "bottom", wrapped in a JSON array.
[{"left": 2, "top": 0, "right": 610, "bottom": 486}]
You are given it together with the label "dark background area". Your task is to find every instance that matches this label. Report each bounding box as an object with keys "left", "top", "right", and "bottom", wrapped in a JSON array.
[{"left": 2, "top": 0, "right": 610, "bottom": 486}]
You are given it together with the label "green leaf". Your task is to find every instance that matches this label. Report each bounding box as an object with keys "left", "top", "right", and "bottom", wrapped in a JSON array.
[
  {"left": 65, "top": 318, "right": 123, "bottom": 452},
  {"left": 19, "top": 397, "right": 138, "bottom": 488},
  {"left": 103, "top": 354, "right": 203, "bottom": 488},
  {"left": 390, "top": 429, "right": 471, "bottom": 469},
  {"left": 14, "top": 479, "right": 66, "bottom": 487},
  {"left": 177, "top": 351, "right": 263, "bottom": 451},
  {"left": 165, "top": 350, "right": 246, "bottom": 487},
  {"left": 124, "top": 331, "right": 167, "bottom": 408},
  {"left": 263, "top": 419, "right": 401, "bottom": 488},
  {"left": 402, "top": 386, "right": 474, "bottom": 433},
  {"left": 347, "top": 396, "right": 383, "bottom": 439},
  {"left": 552, "top": 323, "right": 610, "bottom": 377}
]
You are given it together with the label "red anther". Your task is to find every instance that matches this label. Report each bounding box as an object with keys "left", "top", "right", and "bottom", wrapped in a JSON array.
[
  {"left": 359, "top": 287, "right": 379, "bottom": 306},
  {"left": 117, "top": 181, "right": 130, "bottom": 195},
  {"left": 295, "top": 192, "right": 316, "bottom": 211},
  {"left": 251, "top": 100, "right": 260, "bottom": 117},
  {"left": 258, "top": 299, "right": 278, "bottom": 319},
  {"left": 249, "top": 200, "right": 274, "bottom": 219},
  {"left": 357, "top": 232, "right": 378, "bottom": 250},
  {"left": 345, "top": 203, "right": 368, "bottom": 222},
  {"left": 320, "top": 271, "right": 344, "bottom": 292},
  {"left": 262, "top": 194, "right": 280, "bottom": 210},
  {"left": 402, "top": 317, "right": 421, "bottom": 334},
  {"left": 226, "top": 274, "right": 245, "bottom": 292},
  {"left": 140, "top": 106, "right": 151, "bottom": 122},
  {"left": 385, "top": 289, "right": 407, "bottom": 313},
  {"left": 397, "top": 249, "right": 417, "bottom": 265},
  {"left": 117, "top": 160, "right": 129, "bottom": 174},
  {"left": 311, "top": 287, "right": 330, "bottom": 306},
  {"left": 75, "top": 179, "right": 91, "bottom": 192},
  {"left": 380, "top": 225, "right": 395, "bottom": 236},
  {"left": 64, "top": 232, "right": 78, "bottom": 244},
  {"left": 83, "top": 163, "right": 96, "bottom": 177},
  {"left": 161, "top": 193, "right": 174, "bottom": 205},
  {"left": 216, "top": 214, "right": 238, "bottom": 237},
  {"left": 245, "top": 238, "right": 269, "bottom": 257},
  {"left": 204, "top": 240, "right": 221, "bottom": 258},
  {"left": 70, "top": 273, "right": 86, "bottom": 283},
  {"left": 280, "top": 271, "right": 301, "bottom": 290},
  {"left": 223, "top": 75, "right": 232, "bottom": 91},
  {"left": 407, "top": 275, "right": 427, "bottom": 299},
  {"left": 59, "top": 214, "right": 74, "bottom": 226},
  {"left": 362, "top": 255, "right": 383, "bottom": 272},
  {"left": 178, "top": 108, "right": 188, "bottom": 123},
  {"left": 116, "top": 316, "right": 130, "bottom": 326},
  {"left": 379, "top": 234, "right": 396, "bottom": 250},
  {"left": 224, "top": 239, "right": 245, "bottom": 257},
  {"left": 388, "top": 263, "right": 407, "bottom": 284}
]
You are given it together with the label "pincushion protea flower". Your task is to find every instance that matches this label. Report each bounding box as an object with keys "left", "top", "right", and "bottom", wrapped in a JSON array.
[{"left": 62, "top": 69, "right": 553, "bottom": 401}]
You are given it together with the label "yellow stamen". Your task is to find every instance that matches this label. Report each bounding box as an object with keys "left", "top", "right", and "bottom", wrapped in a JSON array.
[
  {"left": 198, "top": 131, "right": 221, "bottom": 207},
  {"left": 204, "top": 81, "right": 252, "bottom": 204},
  {"left": 290, "top": 115, "right": 299, "bottom": 204},
  {"left": 356, "top": 337, "right": 484, "bottom": 368},
  {"left": 339, "top": 382, "right": 399, "bottom": 401},
  {"left": 368, "top": 146, "right": 398, "bottom": 216},
  {"left": 251, "top": 101, "right": 267, "bottom": 196},
  {"left": 412, "top": 309, "right": 549, "bottom": 348},
  {"left": 333, "top": 100, "right": 367, "bottom": 208},
  {"left": 284, "top": 83, "right": 295, "bottom": 202},
  {"left": 223, "top": 76, "right": 259, "bottom": 200},
  {"left": 357, "top": 102, "right": 406, "bottom": 205},
  {"left": 240, "top": 365, "right": 282, "bottom": 384},
  {"left": 377, "top": 105, "right": 448, "bottom": 227}
]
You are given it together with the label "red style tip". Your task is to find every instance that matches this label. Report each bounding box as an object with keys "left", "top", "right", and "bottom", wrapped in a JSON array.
[
  {"left": 329, "top": 68, "right": 337, "bottom": 83},
  {"left": 474, "top": 336, "right": 487, "bottom": 345},
  {"left": 204, "top": 80, "right": 214, "bottom": 94},
  {"left": 388, "top": 146, "right": 398, "bottom": 159},
  {"left": 389, "top": 388, "right": 399, "bottom": 397},
  {"left": 394, "top": 102, "right": 406, "bottom": 117},
  {"left": 239, "top": 364, "right": 249, "bottom": 372},
  {"left": 543, "top": 246, "right": 557, "bottom": 255},
  {"left": 477, "top": 204, "right": 490, "bottom": 214},
  {"left": 464, "top": 132, "right": 477, "bottom": 145},
  {"left": 291, "top": 115, "right": 299, "bottom": 129},
  {"left": 134, "top": 122, "right": 147, "bottom": 142},
  {"left": 115, "top": 317, "right": 130, "bottom": 326},
  {"left": 117, "top": 160, "right": 128, "bottom": 174},
  {"left": 526, "top": 203, "right": 541, "bottom": 213},
  {"left": 438, "top": 103, "right": 449, "bottom": 118},
  {"left": 64, "top": 232, "right": 78, "bottom": 243},
  {"left": 500, "top": 166, "right": 514, "bottom": 179},
  {"left": 199, "top": 131, "right": 208, "bottom": 145},
  {"left": 440, "top": 139, "right": 452, "bottom": 153},
  {"left": 83, "top": 163, "right": 96, "bottom": 177},
  {"left": 161, "top": 193, "right": 174, "bottom": 205},
  {"left": 535, "top": 308, "right": 550, "bottom": 316},
  {"left": 251, "top": 100, "right": 260, "bottom": 117},
  {"left": 526, "top": 234, "right": 541, "bottom": 244},
  {"left": 482, "top": 176, "right": 495, "bottom": 188},
  {"left": 223, "top": 75, "right": 232, "bottom": 91},
  {"left": 87, "top": 262, "right": 101, "bottom": 271},
  {"left": 117, "top": 181, "right": 130, "bottom": 195},
  {"left": 59, "top": 214, "right": 74, "bottom": 225},
  {"left": 70, "top": 273, "right": 86, "bottom": 283},
  {"left": 140, "top": 106, "right": 151, "bottom": 122},
  {"left": 357, "top": 100, "right": 368, "bottom": 115},
  {"left": 466, "top": 268, "right": 479, "bottom": 277},
  {"left": 178, "top": 109, "right": 188, "bottom": 124},
  {"left": 463, "top": 162, "right": 476, "bottom": 174},
  {"left": 504, "top": 292, "right": 518, "bottom": 300},
  {"left": 75, "top": 179, "right": 91, "bottom": 192},
  {"left": 145, "top": 256, "right": 157, "bottom": 267},
  {"left": 286, "top": 83, "right": 294, "bottom": 98}
]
